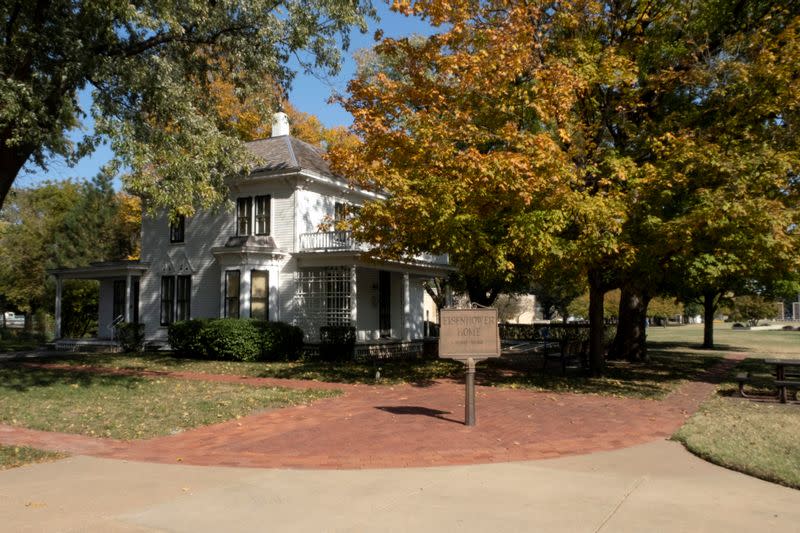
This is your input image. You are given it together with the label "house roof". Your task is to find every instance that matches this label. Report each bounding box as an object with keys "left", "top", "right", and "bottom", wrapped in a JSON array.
[{"left": 246, "top": 135, "right": 333, "bottom": 178}]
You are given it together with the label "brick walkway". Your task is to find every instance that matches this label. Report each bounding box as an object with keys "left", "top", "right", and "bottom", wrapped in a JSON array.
[{"left": 0, "top": 359, "right": 737, "bottom": 469}]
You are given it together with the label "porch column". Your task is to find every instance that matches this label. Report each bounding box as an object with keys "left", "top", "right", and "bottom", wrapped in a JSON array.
[
  {"left": 219, "top": 269, "right": 226, "bottom": 318},
  {"left": 350, "top": 265, "right": 358, "bottom": 331},
  {"left": 124, "top": 274, "right": 132, "bottom": 323},
  {"left": 54, "top": 275, "right": 62, "bottom": 339},
  {"left": 402, "top": 273, "right": 411, "bottom": 341},
  {"left": 241, "top": 268, "right": 251, "bottom": 318},
  {"left": 445, "top": 285, "right": 454, "bottom": 308}
]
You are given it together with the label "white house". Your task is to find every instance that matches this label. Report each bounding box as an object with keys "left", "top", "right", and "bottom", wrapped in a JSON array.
[{"left": 50, "top": 113, "right": 452, "bottom": 353}]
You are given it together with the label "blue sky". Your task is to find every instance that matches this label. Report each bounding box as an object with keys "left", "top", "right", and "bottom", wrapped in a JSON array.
[{"left": 16, "top": 3, "right": 436, "bottom": 188}]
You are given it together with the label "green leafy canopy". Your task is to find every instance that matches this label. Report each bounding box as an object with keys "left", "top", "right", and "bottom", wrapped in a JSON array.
[{"left": 0, "top": 0, "right": 375, "bottom": 213}]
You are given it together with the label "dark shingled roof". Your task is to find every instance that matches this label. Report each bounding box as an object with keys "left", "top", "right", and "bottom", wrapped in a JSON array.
[{"left": 246, "top": 135, "right": 333, "bottom": 177}]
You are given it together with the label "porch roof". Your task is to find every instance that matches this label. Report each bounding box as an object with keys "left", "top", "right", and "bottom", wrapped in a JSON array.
[
  {"left": 296, "top": 253, "right": 456, "bottom": 277},
  {"left": 47, "top": 260, "right": 150, "bottom": 280}
]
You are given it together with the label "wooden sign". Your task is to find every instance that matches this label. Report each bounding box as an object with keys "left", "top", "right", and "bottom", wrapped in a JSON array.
[{"left": 439, "top": 308, "right": 501, "bottom": 360}]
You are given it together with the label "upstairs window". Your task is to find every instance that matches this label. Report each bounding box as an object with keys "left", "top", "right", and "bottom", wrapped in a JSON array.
[
  {"left": 237, "top": 197, "right": 252, "bottom": 236},
  {"left": 334, "top": 202, "right": 346, "bottom": 224},
  {"left": 169, "top": 215, "right": 185, "bottom": 243},
  {"left": 255, "top": 195, "right": 271, "bottom": 235}
]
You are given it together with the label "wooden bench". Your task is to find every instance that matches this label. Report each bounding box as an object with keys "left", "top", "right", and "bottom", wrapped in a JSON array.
[
  {"left": 775, "top": 380, "right": 800, "bottom": 403},
  {"left": 765, "top": 359, "right": 800, "bottom": 404},
  {"left": 542, "top": 339, "right": 587, "bottom": 375},
  {"left": 736, "top": 372, "right": 751, "bottom": 398}
]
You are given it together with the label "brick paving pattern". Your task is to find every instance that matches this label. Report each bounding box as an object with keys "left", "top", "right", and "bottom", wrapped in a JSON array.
[{"left": 0, "top": 359, "right": 738, "bottom": 469}]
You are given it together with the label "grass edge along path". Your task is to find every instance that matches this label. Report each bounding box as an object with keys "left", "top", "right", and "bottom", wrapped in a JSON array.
[
  {"left": 0, "top": 444, "right": 67, "bottom": 470},
  {"left": 0, "top": 365, "right": 341, "bottom": 440},
  {"left": 673, "top": 358, "right": 800, "bottom": 490}
]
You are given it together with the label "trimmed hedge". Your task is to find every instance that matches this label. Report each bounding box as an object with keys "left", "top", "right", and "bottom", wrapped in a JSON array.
[
  {"left": 167, "top": 319, "right": 209, "bottom": 357},
  {"left": 201, "top": 319, "right": 262, "bottom": 361},
  {"left": 167, "top": 318, "right": 304, "bottom": 361},
  {"left": 319, "top": 325, "right": 356, "bottom": 361},
  {"left": 116, "top": 322, "right": 145, "bottom": 352},
  {"left": 259, "top": 321, "right": 305, "bottom": 361}
]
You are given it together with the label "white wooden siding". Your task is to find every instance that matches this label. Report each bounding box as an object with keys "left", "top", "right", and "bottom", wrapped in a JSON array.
[
  {"left": 356, "top": 268, "right": 379, "bottom": 341},
  {"left": 137, "top": 172, "right": 441, "bottom": 344}
]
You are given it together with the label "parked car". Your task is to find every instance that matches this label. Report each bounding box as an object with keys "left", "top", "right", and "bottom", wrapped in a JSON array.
[{"left": 2, "top": 312, "right": 25, "bottom": 328}]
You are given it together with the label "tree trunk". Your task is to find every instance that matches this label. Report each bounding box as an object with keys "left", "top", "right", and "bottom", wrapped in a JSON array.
[
  {"left": 0, "top": 142, "right": 33, "bottom": 210},
  {"left": 610, "top": 285, "right": 650, "bottom": 362},
  {"left": 588, "top": 270, "right": 606, "bottom": 376},
  {"left": 702, "top": 292, "right": 716, "bottom": 349},
  {"left": 466, "top": 279, "right": 500, "bottom": 307}
]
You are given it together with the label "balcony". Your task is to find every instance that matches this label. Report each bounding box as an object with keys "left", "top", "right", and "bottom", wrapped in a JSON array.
[
  {"left": 298, "top": 231, "right": 449, "bottom": 265},
  {"left": 299, "top": 231, "right": 368, "bottom": 252}
]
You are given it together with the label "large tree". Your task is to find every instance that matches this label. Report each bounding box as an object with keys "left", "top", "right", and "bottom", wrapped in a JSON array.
[
  {"left": 331, "top": 0, "right": 800, "bottom": 375},
  {"left": 0, "top": 0, "right": 374, "bottom": 212},
  {"left": 0, "top": 176, "right": 140, "bottom": 323}
]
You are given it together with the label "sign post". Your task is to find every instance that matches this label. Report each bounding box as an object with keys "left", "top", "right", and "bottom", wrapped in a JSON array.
[{"left": 438, "top": 308, "right": 500, "bottom": 426}]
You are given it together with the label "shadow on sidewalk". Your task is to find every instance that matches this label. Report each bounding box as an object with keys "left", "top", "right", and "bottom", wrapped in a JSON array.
[{"left": 375, "top": 406, "right": 462, "bottom": 425}]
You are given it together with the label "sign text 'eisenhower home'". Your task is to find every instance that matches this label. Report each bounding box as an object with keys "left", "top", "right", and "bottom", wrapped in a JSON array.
[{"left": 438, "top": 308, "right": 501, "bottom": 360}]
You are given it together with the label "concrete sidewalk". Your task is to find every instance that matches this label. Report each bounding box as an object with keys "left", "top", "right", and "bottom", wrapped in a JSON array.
[{"left": 1, "top": 440, "right": 797, "bottom": 532}]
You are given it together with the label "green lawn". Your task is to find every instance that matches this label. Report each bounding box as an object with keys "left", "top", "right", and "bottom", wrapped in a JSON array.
[
  {"left": 40, "top": 348, "right": 720, "bottom": 400},
  {"left": 0, "top": 445, "right": 66, "bottom": 470},
  {"left": 0, "top": 365, "right": 339, "bottom": 439},
  {"left": 655, "top": 324, "right": 800, "bottom": 489},
  {"left": 647, "top": 323, "right": 800, "bottom": 359},
  {"left": 674, "top": 397, "right": 800, "bottom": 489}
]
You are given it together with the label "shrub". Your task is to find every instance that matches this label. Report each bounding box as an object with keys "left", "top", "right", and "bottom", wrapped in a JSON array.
[
  {"left": 259, "top": 321, "right": 304, "bottom": 361},
  {"left": 200, "top": 319, "right": 262, "bottom": 361},
  {"left": 319, "top": 325, "right": 356, "bottom": 361},
  {"left": 116, "top": 322, "right": 145, "bottom": 352},
  {"left": 167, "top": 319, "right": 208, "bottom": 358}
]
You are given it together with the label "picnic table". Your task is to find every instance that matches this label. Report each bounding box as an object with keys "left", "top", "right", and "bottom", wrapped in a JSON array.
[{"left": 764, "top": 358, "right": 800, "bottom": 403}]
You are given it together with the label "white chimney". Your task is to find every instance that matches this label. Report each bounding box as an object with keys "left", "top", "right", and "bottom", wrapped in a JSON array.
[{"left": 271, "top": 111, "right": 290, "bottom": 137}]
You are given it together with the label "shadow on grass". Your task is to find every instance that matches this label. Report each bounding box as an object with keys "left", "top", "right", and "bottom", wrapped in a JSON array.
[
  {"left": 0, "top": 364, "right": 144, "bottom": 393},
  {"left": 716, "top": 357, "right": 799, "bottom": 401},
  {"left": 475, "top": 350, "right": 723, "bottom": 399},
  {"left": 254, "top": 358, "right": 464, "bottom": 388},
  {"left": 26, "top": 348, "right": 725, "bottom": 400},
  {"left": 647, "top": 340, "right": 752, "bottom": 353}
]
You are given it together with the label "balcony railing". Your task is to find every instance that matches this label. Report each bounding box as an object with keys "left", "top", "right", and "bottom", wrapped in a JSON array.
[
  {"left": 299, "top": 231, "right": 449, "bottom": 265},
  {"left": 299, "top": 230, "right": 368, "bottom": 252}
]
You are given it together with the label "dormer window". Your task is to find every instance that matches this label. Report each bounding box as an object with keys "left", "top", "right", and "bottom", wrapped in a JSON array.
[
  {"left": 237, "top": 197, "right": 252, "bottom": 236},
  {"left": 169, "top": 215, "right": 185, "bottom": 243},
  {"left": 237, "top": 195, "right": 271, "bottom": 236}
]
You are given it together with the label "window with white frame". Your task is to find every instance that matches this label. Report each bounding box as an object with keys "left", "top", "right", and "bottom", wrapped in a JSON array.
[
  {"left": 236, "top": 197, "right": 252, "bottom": 236},
  {"left": 169, "top": 215, "right": 185, "bottom": 243},
  {"left": 251, "top": 270, "right": 269, "bottom": 320},
  {"left": 224, "top": 270, "right": 240, "bottom": 318},
  {"left": 295, "top": 267, "right": 352, "bottom": 328},
  {"left": 236, "top": 195, "right": 271, "bottom": 236},
  {"left": 255, "top": 195, "right": 271, "bottom": 235},
  {"left": 161, "top": 275, "right": 191, "bottom": 325}
]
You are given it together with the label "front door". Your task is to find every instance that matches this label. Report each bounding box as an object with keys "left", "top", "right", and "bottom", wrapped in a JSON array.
[{"left": 379, "top": 271, "right": 391, "bottom": 337}]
